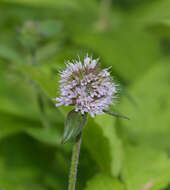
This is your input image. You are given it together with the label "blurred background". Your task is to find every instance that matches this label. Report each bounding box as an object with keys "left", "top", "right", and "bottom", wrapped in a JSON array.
[{"left": 0, "top": 0, "right": 170, "bottom": 189}]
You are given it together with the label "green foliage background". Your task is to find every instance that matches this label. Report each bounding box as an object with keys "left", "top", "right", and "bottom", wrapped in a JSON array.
[{"left": 0, "top": 0, "right": 170, "bottom": 189}]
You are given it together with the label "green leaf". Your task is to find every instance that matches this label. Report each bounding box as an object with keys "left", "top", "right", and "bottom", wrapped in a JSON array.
[
  {"left": 62, "top": 109, "right": 87, "bottom": 144},
  {"left": 0, "top": 72, "right": 40, "bottom": 119},
  {"left": 0, "top": 110, "right": 41, "bottom": 139},
  {"left": 130, "top": 0, "right": 170, "bottom": 24},
  {"left": 0, "top": 45, "right": 22, "bottom": 63},
  {"left": 16, "top": 64, "right": 57, "bottom": 98},
  {"left": 148, "top": 20, "right": 170, "bottom": 40},
  {"left": 83, "top": 119, "right": 112, "bottom": 174},
  {"left": 83, "top": 114, "right": 124, "bottom": 177},
  {"left": 94, "top": 114, "right": 124, "bottom": 176},
  {"left": 39, "top": 20, "right": 62, "bottom": 37},
  {"left": 73, "top": 24, "right": 160, "bottom": 82},
  {"left": 26, "top": 126, "right": 61, "bottom": 146},
  {"left": 104, "top": 110, "right": 130, "bottom": 120},
  {"left": 118, "top": 62, "right": 170, "bottom": 151},
  {"left": 3, "top": 0, "right": 79, "bottom": 7},
  {"left": 122, "top": 145, "right": 170, "bottom": 190},
  {"left": 84, "top": 173, "right": 125, "bottom": 190},
  {"left": 0, "top": 134, "right": 59, "bottom": 190}
]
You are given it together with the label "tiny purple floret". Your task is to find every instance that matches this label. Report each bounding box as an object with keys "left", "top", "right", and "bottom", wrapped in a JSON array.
[{"left": 56, "top": 56, "right": 117, "bottom": 117}]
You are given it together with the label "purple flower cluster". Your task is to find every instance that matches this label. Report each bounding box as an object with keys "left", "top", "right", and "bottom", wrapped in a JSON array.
[{"left": 56, "top": 56, "right": 117, "bottom": 117}]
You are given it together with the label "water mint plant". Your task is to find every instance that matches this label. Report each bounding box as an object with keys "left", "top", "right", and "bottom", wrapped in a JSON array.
[{"left": 56, "top": 55, "right": 128, "bottom": 190}]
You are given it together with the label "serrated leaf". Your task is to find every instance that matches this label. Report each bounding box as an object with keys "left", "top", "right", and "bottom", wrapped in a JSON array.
[
  {"left": 84, "top": 173, "right": 125, "bottom": 190},
  {"left": 62, "top": 110, "right": 87, "bottom": 144},
  {"left": 122, "top": 145, "right": 170, "bottom": 190}
]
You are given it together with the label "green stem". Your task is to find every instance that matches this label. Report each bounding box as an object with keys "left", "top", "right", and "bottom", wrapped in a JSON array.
[
  {"left": 98, "top": 0, "right": 112, "bottom": 31},
  {"left": 37, "top": 92, "right": 50, "bottom": 128},
  {"left": 31, "top": 48, "right": 37, "bottom": 66},
  {"left": 30, "top": 48, "right": 50, "bottom": 129},
  {"left": 68, "top": 134, "right": 82, "bottom": 190}
]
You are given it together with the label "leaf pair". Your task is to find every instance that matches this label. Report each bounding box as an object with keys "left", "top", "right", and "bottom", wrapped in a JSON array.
[{"left": 61, "top": 109, "right": 129, "bottom": 144}]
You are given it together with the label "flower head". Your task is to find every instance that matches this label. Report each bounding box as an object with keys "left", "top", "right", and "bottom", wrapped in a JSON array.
[{"left": 56, "top": 55, "right": 117, "bottom": 117}]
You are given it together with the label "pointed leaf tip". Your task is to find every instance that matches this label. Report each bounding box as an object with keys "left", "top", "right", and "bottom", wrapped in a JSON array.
[
  {"left": 61, "top": 110, "right": 87, "bottom": 144},
  {"left": 104, "top": 110, "right": 130, "bottom": 120}
]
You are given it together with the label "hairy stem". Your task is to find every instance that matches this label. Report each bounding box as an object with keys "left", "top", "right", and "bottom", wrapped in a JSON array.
[{"left": 68, "top": 134, "right": 82, "bottom": 190}]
